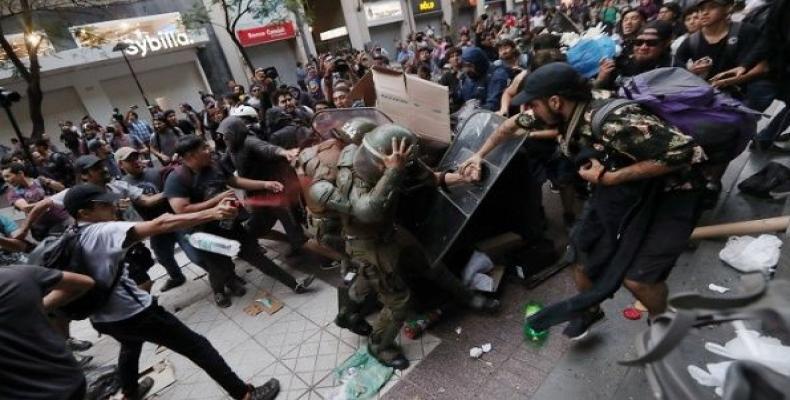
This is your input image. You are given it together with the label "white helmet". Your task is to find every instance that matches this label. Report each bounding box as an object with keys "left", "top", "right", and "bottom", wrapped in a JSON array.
[{"left": 230, "top": 105, "right": 259, "bottom": 120}]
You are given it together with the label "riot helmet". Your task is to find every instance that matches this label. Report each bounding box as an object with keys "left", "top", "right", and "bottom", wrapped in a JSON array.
[
  {"left": 353, "top": 124, "right": 418, "bottom": 184},
  {"left": 332, "top": 117, "right": 378, "bottom": 144}
]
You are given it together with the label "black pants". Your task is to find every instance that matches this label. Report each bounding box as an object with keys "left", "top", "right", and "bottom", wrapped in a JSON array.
[
  {"left": 92, "top": 304, "right": 248, "bottom": 399},
  {"left": 246, "top": 206, "right": 307, "bottom": 249},
  {"left": 66, "top": 379, "right": 86, "bottom": 400},
  {"left": 204, "top": 223, "right": 299, "bottom": 289}
]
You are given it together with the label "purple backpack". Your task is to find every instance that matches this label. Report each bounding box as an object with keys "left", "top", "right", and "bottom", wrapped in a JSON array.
[{"left": 592, "top": 67, "right": 760, "bottom": 162}]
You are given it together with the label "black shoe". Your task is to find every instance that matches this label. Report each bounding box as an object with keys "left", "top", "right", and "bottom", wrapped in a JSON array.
[
  {"left": 562, "top": 212, "right": 577, "bottom": 229},
  {"left": 66, "top": 338, "right": 93, "bottom": 352},
  {"left": 227, "top": 278, "right": 247, "bottom": 297},
  {"left": 214, "top": 292, "right": 232, "bottom": 308},
  {"left": 129, "top": 376, "right": 155, "bottom": 400},
  {"left": 335, "top": 314, "right": 373, "bottom": 336},
  {"left": 160, "top": 277, "right": 186, "bottom": 293},
  {"left": 248, "top": 378, "right": 280, "bottom": 400},
  {"left": 369, "top": 347, "right": 410, "bottom": 370},
  {"left": 562, "top": 308, "right": 605, "bottom": 341},
  {"left": 320, "top": 260, "right": 340, "bottom": 271},
  {"left": 75, "top": 354, "right": 93, "bottom": 369},
  {"left": 294, "top": 275, "right": 315, "bottom": 293}
]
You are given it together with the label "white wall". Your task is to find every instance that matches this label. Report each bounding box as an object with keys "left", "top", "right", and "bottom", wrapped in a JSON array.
[
  {"left": 0, "top": 86, "right": 88, "bottom": 146},
  {"left": 100, "top": 61, "right": 206, "bottom": 113},
  {"left": 246, "top": 40, "right": 300, "bottom": 86}
]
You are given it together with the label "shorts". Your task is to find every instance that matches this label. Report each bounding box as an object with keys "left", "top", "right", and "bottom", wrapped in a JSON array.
[{"left": 575, "top": 188, "right": 702, "bottom": 284}]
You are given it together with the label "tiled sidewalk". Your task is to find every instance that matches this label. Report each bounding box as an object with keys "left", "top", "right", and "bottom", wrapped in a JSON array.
[{"left": 73, "top": 251, "right": 441, "bottom": 400}]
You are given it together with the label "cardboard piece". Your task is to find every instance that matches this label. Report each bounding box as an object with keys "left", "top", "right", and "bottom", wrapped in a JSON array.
[
  {"left": 243, "top": 289, "right": 284, "bottom": 316},
  {"left": 471, "top": 265, "right": 506, "bottom": 293},
  {"left": 475, "top": 232, "right": 523, "bottom": 260},
  {"left": 349, "top": 71, "right": 376, "bottom": 107},
  {"left": 371, "top": 66, "right": 451, "bottom": 144}
]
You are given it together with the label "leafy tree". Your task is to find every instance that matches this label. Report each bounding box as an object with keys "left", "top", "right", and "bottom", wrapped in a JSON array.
[
  {"left": 0, "top": 0, "right": 118, "bottom": 138},
  {"left": 182, "top": 0, "right": 311, "bottom": 74}
]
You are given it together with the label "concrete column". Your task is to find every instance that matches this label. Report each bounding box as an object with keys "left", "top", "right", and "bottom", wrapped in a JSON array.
[
  {"left": 506, "top": 0, "right": 515, "bottom": 12},
  {"left": 441, "top": 0, "right": 453, "bottom": 26},
  {"left": 476, "top": 0, "right": 486, "bottom": 17},
  {"left": 340, "top": 0, "right": 372, "bottom": 49},
  {"left": 402, "top": 0, "right": 417, "bottom": 35},
  {"left": 202, "top": 0, "right": 251, "bottom": 87}
]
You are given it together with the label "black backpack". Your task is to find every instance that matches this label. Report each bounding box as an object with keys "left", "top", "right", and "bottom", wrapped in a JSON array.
[{"left": 27, "top": 226, "right": 125, "bottom": 320}]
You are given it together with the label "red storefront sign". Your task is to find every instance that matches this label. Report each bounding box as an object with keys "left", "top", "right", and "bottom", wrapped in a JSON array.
[{"left": 237, "top": 21, "right": 296, "bottom": 47}]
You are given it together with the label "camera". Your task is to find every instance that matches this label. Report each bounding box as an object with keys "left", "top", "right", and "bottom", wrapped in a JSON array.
[{"left": 333, "top": 58, "right": 350, "bottom": 73}]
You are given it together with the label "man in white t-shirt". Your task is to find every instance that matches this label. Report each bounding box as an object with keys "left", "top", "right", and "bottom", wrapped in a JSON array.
[{"left": 61, "top": 184, "right": 280, "bottom": 400}]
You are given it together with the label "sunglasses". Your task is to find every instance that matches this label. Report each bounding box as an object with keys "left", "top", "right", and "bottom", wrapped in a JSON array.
[{"left": 634, "top": 39, "right": 661, "bottom": 47}]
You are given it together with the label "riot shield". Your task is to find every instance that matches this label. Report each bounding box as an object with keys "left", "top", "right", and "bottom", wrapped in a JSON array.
[
  {"left": 402, "top": 110, "right": 531, "bottom": 267},
  {"left": 310, "top": 108, "right": 394, "bottom": 141}
]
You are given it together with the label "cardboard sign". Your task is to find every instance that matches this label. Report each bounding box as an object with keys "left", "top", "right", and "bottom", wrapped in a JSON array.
[{"left": 371, "top": 67, "right": 452, "bottom": 144}]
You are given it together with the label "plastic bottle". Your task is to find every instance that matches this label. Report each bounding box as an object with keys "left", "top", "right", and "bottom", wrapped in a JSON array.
[
  {"left": 523, "top": 302, "right": 549, "bottom": 343},
  {"left": 187, "top": 232, "right": 241, "bottom": 257}
]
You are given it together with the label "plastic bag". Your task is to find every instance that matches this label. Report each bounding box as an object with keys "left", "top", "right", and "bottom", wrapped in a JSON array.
[
  {"left": 704, "top": 328, "right": 790, "bottom": 376},
  {"left": 329, "top": 347, "right": 394, "bottom": 400},
  {"left": 718, "top": 234, "right": 782, "bottom": 273},
  {"left": 566, "top": 37, "right": 617, "bottom": 79},
  {"left": 461, "top": 250, "right": 494, "bottom": 287}
]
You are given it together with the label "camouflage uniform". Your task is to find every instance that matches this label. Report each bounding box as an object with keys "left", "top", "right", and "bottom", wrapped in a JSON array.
[{"left": 516, "top": 101, "right": 706, "bottom": 284}]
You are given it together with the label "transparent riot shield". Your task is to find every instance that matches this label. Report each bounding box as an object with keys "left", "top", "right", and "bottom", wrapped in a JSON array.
[
  {"left": 402, "top": 110, "right": 531, "bottom": 267},
  {"left": 310, "top": 108, "right": 394, "bottom": 141}
]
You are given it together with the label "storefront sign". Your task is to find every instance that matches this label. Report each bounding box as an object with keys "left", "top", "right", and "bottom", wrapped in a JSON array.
[
  {"left": 363, "top": 0, "right": 404, "bottom": 26},
  {"left": 70, "top": 12, "right": 198, "bottom": 58},
  {"left": 0, "top": 31, "right": 55, "bottom": 62},
  {"left": 237, "top": 21, "right": 296, "bottom": 47},
  {"left": 413, "top": 0, "right": 442, "bottom": 14},
  {"left": 320, "top": 26, "right": 349, "bottom": 41}
]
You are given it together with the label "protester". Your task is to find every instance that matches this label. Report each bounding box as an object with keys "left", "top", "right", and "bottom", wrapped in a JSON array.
[{"left": 596, "top": 20, "right": 675, "bottom": 89}]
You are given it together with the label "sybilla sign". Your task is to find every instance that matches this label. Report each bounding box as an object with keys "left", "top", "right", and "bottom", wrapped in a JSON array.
[
  {"left": 413, "top": 0, "right": 441, "bottom": 14},
  {"left": 237, "top": 21, "right": 297, "bottom": 47}
]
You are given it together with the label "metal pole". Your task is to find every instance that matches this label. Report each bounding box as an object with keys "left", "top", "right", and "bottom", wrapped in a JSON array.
[
  {"left": 120, "top": 51, "right": 154, "bottom": 118},
  {"left": 3, "top": 104, "right": 38, "bottom": 176}
]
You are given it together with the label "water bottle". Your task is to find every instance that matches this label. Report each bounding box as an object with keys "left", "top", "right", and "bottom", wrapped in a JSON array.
[
  {"left": 187, "top": 232, "right": 241, "bottom": 257},
  {"left": 523, "top": 301, "right": 548, "bottom": 343}
]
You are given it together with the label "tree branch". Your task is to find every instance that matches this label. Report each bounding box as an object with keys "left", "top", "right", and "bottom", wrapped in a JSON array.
[
  {"left": 230, "top": 0, "right": 253, "bottom": 32},
  {"left": 0, "top": 21, "right": 32, "bottom": 81}
]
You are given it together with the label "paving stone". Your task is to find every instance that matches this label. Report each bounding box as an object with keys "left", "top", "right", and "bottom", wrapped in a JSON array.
[
  {"left": 253, "top": 309, "right": 322, "bottom": 359},
  {"left": 280, "top": 328, "right": 356, "bottom": 387},
  {"left": 249, "top": 361, "right": 311, "bottom": 400}
]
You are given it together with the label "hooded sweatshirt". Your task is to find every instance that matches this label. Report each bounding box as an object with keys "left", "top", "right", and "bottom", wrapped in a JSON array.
[
  {"left": 456, "top": 47, "right": 510, "bottom": 111},
  {"left": 217, "top": 117, "right": 283, "bottom": 181}
]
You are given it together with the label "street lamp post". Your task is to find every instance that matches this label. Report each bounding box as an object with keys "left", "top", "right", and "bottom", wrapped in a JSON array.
[
  {"left": 112, "top": 42, "right": 155, "bottom": 118},
  {"left": 0, "top": 87, "right": 38, "bottom": 175}
]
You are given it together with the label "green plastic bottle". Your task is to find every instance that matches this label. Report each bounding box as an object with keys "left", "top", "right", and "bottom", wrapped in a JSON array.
[{"left": 523, "top": 302, "right": 549, "bottom": 343}]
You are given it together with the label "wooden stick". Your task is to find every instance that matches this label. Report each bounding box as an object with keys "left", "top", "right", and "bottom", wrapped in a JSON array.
[{"left": 690, "top": 216, "right": 790, "bottom": 240}]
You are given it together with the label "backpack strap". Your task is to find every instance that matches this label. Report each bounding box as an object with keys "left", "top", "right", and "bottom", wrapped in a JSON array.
[
  {"left": 724, "top": 22, "right": 742, "bottom": 66},
  {"left": 689, "top": 31, "right": 702, "bottom": 57},
  {"left": 590, "top": 99, "right": 637, "bottom": 138}
]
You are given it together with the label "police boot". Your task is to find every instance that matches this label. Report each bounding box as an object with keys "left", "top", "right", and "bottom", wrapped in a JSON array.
[
  {"left": 335, "top": 287, "right": 373, "bottom": 336},
  {"left": 468, "top": 294, "right": 501, "bottom": 312},
  {"left": 369, "top": 321, "right": 409, "bottom": 370},
  {"left": 368, "top": 343, "right": 409, "bottom": 370}
]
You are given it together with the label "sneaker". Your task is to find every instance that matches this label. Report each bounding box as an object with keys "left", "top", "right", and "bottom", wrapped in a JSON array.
[
  {"left": 227, "top": 278, "right": 247, "bottom": 297},
  {"left": 248, "top": 378, "right": 280, "bottom": 400},
  {"left": 294, "top": 275, "right": 315, "bottom": 293},
  {"left": 562, "top": 308, "right": 605, "bottom": 341},
  {"left": 214, "top": 292, "right": 232, "bottom": 308},
  {"left": 75, "top": 354, "right": 93, "bottom": 369},
  {"left": 129, "top": 376, "right": 155, "bottom": 400},
  {"left": 66, "top": 338, "right": 93, "bottom": 352},
  {"left": 160, "top": 277, "right": 186, "bottom": 293}
]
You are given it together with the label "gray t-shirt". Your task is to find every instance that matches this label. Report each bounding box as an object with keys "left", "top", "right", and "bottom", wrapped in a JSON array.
[
  {"left": 0, "top": 265, "right": 84, "bottom": 399},
  {"left": 78, "top": 221, "right": 152, "bottom": 323},
  {"left": 51, "top": 181, "right": 145, "bottom": 221},
  {"left": 152, "top": 128, "right": 180, "bottom": 157}
]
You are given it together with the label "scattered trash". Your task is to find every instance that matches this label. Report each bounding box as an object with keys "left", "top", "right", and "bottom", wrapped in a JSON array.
[
  {"left": 461, "top": 251, "right": 494, "bottom": 286},
  {"left": 403, "top": 309, "right": 442, "bottom": 340},
  {"left": 469, "top": 347, "right": 484, "bottom": 359},
  {"left": 455, "top": 327, "right": 462, "bottom": 336},
  {"left": 437, "top": 387, "right": 446, "bottom": 394},
  {"left": 243, "top": 289, "right": 283, "bottom": 316},
  {"left": 719, "top": 234, "right": 782, "bottom": 273},
  {"left": 708, "top": 283, "right": 731, "bottom": 294},
  {"left": 481, "top": 343, "right": 492, "bottom": 353},
  {"left": 623, "top": 307, "right": 642, "bottom": 320},
  {"left": 331, "top": 347, "right": 394, "bottom": 400},
  {"left": 485, "top": 361, "right": 493, "bottom": 367},
  {"left": 688, "top": 361, "right": 732, "bottom": 397}
]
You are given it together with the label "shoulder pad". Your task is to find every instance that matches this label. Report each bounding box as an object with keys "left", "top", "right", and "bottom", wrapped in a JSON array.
[
  {"left": 337, "top": 144, "right": 358, "bottom": 168},
  {"left": 307, "top": 180, "right": 337, "bottom": 212}
]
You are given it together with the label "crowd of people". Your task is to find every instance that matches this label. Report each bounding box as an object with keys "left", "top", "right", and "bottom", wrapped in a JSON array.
[{"left": 3, "top": 0, "right": 790, "bottom": 399}]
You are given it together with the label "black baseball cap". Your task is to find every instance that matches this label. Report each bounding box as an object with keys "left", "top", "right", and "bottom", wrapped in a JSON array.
[
  {"left": 512, "top": 62, "right": 586, "bottom": 106},
  {"left": 63, "top": 183, "right": 120, "bottom": 217},
  {"left": 75, "top": 155, "right": 103, "bottom": 173},
  {"left": 639, "top": 20, "right": 674, "bottom": 41}
]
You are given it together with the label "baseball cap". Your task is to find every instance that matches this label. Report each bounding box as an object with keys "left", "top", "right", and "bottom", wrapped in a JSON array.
[
  {"left": 114, "top": 147, "right": 139, "bottom": 162},
  {"left": 75, "top": 155, "right": 103, "bottom": 173},
  {"left": 63, "top": 183, "right": 121, "bottom": 217},
  {"left": 638, "top": 20, "right": 674, "bottom": 41},
  {"left": 512, "top": 62, "right": 587, "bottom": 106},
  {"left": 496, "top": 38, "right": 517, "bottom": 48}
]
